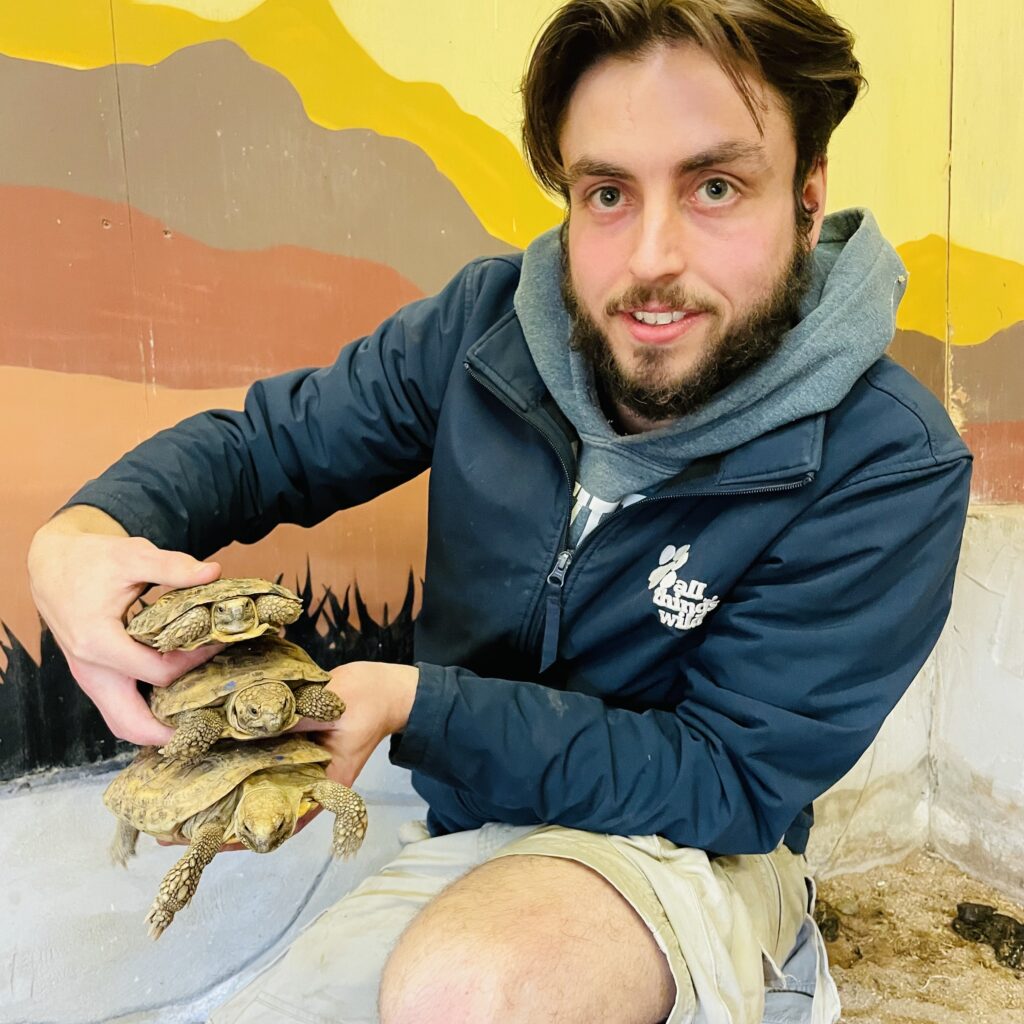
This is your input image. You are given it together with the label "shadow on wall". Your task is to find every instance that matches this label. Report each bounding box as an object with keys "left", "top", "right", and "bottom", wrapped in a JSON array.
[{"left": 0, "top": 565, "right": 417, "bottom": 781}]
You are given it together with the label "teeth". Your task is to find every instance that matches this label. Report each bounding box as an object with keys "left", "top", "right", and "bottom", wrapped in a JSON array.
[{"left": 631, "top": 310, "right": 688, "bottom": 325}]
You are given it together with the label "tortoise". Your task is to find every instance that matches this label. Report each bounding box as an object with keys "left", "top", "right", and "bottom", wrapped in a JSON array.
[
  {"left": 127, "top": 577, "right": 303, "bottom": 652},
  {"left": 103, "top": 735, "right": 368, "bottom": 938},
  {"left": 150, "top": 634, "right": 344, "bottom": 765}
]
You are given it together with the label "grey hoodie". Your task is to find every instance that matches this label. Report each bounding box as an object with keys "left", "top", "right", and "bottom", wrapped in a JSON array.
[{"left": 513, "top": 208, "right": 909, "bottom": 545}]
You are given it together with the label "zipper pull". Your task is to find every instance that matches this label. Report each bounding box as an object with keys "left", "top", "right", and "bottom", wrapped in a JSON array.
[
  {"left": 547, "top": 549, "right": 573, "bottom": 587},
  {"left": 540, "top": 549, "right": 573, "bottom": 673}
]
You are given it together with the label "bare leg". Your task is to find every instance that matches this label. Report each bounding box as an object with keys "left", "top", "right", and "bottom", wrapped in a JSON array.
[
  {"left": 294, "top": 684, "right": 345, "bottom": 722},
  {"left": 311, "top": 779, "right": 368, "bottom": 859},
  {"left": 153, "top": 605, "right": 211, "bottom": 652},
  {"left": 110, "top": 818, "right": 139, "bottom": 867},
  {"left": 379, "top": 855, "right": 676, "bottom": 1024},
  {"left": 145, "top": 820, "right": 225, "bottom": 939},
  {"left": 159, "top": 708, "right": 225, "bottom": 764}
]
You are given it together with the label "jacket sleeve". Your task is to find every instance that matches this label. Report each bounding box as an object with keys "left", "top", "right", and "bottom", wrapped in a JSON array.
[
  {"left": 391, "top": 454, "right": 972, "bottom": 854},
  {"left": 63, "top": 262, "right": 488, "bottom": 557}
]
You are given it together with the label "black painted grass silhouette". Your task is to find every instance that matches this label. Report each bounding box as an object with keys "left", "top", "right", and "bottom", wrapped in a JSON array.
[{"left": 0, "top": 565, "right": 417, "bottom": 780}]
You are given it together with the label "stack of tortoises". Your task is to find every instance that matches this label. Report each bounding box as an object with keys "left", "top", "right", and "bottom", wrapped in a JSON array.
[
  {"left": 127, "top": 577, "right": 303, "bottom": 652},
  {"left": 150, "top": 634, "right": 344, "bottom": 764},
  {"left": 104, "top": 736, "right": 368, "bottom": 938}
]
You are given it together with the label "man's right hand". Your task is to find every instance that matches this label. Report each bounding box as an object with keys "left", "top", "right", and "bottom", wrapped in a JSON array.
[{"left": 27, "top": 505, "right": 223, "bottom": 745}]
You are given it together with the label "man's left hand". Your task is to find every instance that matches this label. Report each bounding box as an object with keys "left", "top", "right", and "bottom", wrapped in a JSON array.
[{"left": 292, "top": 660, "right": 419, "bottom": 787}]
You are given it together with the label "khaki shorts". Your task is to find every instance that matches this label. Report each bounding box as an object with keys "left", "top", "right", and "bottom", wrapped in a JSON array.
[{"left": 211, "top": 820, "right": 831, "bottom": 1024}]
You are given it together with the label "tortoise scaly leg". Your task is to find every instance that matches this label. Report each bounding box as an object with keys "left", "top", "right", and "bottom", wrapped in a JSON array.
[
  {"left": 145, "top": 821, "right": 225, "bottom": 939},
  {"left": 254, "top": 594, "right": 302, "bottom": 629},
  {"left": 311, "top": 780, "right": 368, "bottom": 859},
  {"left": 293, "top": 684, "right": 345, "bottom": 722},
  {"left": 159, "top": 709, "right": 224, "bottom": 764},
  {"left": 110, "top": 818, "right": 139, "bottom": 867},
  {"left": 153, "top": 605, "right": 211, "bottom": 652}
]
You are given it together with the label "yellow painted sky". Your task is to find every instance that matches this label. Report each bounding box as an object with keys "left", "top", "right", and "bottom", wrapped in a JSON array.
[
  {"left": 949, "top": 3, "right": 1024, "bottom": 266},
  {"left": 133, "top": 0, "right": 263, "bottom": 19},
  {"left": 329, "top": 0, "right": 562, "bottom": 150},
  {"left": 2, "top": 0, "right": 1021, "bottom": 341},
  {"left": 823, "top": 0, "right": 951, "bottom": 248},
  {"left": 0, "top": 0, "right": 561, "bottom": 247}
]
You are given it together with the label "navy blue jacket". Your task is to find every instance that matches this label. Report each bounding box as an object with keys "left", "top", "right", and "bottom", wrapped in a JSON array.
[{"left": 70, "top": 253, "right": 972, "bottom": 856}]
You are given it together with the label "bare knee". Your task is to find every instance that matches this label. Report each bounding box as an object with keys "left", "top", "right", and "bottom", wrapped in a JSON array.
[
  {"left": 378, "top": 870, "right": 519, "bottom": 1023},
  {"left": 378, "top": 854, "right": 674, "bottom": 1024}
]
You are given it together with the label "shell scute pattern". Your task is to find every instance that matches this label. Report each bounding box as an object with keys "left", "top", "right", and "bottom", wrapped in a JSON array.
[
  {"left": 126, "top": 578, "right": 303, "bottom": 651},
  {"left": 103, "top": 736, "right": 330, "bottom": 837},
  {"left": 149, "top": 635, "right": 329, "bottom": 720}
]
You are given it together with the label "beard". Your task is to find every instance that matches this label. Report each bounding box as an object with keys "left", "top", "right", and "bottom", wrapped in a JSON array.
[{"left": 560, "top": 223, "right": 814, "bottom": 425}]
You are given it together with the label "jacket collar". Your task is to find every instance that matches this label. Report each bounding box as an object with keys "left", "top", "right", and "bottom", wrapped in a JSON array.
[{"left": 465, "top": 314, "right": 823, "bottom": 492}]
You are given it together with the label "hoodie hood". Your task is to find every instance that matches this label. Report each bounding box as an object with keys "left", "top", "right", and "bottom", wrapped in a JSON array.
[{"left": 513, "top": 209, "right": 908, "bottom": 492}]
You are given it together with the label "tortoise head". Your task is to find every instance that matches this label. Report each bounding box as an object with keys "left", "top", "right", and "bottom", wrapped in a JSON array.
[
  {"left": 226, "top": 682, "right": 296, "bottom": 736},
  {"left": 210, "top": 596, "right": 259, "bottom": 637},
  {"left": 233, "top": 779, "right": 299, "bottom": 854}
]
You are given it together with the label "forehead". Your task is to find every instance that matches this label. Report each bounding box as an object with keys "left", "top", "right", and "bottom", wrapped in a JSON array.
[{"left": 559, "top": 42, "right": 795, "bottom": 175}]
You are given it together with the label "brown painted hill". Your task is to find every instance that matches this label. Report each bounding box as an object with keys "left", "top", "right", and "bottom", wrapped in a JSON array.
[
  {"left": 0, "top": 185, "right": 423, "bottom": 388},
  {"left": 950, "top": 321, "right": 1024, "bottom": 424},
  {"left": 887, "top": 330, "right": 945, "bottom": 405},
  {"left": 0, "top": 364, "right": 429, "bottom": 660},
  {"left": 0, "top": 45, "right": 515, "bottom": 294},
  {"left": 888, "top": 322, "right": 1024, "bottom": 426}
]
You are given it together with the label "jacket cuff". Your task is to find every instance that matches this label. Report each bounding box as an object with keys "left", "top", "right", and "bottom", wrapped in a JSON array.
[
  {"left": 60, "top": 488, "right": 173, "bottom": 549},
  {"left": 389, "top": 661, "right": 451, "bottom": 770}
]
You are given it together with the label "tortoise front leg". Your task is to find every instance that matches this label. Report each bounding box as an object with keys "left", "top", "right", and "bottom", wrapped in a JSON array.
[
  {"left": 159, "top": 708, "right": 224, "bottom": 765},
  {"left": 110, "top": 818, "right": 139, "bottom": 867},
  {"left": 311, "top": 779, "right": 368, "bottom": 859},
  {"left": 253, "top": 593, "right": 301, "bottom": 629},
  {"left": 153, "top": 605, "right": 211, "bottom": 652},
  {"left": 145, "top": 820, "right": 225, "bottom": 939},
  {"left": 293, "top": 684, "right": 345, "bottom": 722}
]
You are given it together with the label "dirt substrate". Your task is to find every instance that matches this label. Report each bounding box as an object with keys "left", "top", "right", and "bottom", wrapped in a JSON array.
[{"left": 816, "top": 849, "right": 1023, "bottom": 1023}]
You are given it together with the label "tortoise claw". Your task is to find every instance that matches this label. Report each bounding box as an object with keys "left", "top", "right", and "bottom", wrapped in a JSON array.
[{"left": 145, "top": 903, "right": 174, "bottom": 940}]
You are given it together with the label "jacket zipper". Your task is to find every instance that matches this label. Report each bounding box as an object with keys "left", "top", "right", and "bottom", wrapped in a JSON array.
[
  {"left": 464, "top": 361, "right": 814, "bottom": 669},
  {"left": 465, "top": 362, "right": 578, "bottom": 668}
]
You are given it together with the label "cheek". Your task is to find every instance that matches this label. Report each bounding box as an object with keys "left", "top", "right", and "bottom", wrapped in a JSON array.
[
  {"left": 698, "top": 226, "right": 789, "bottom": 304},
  {"left": 568, "top": 225, "right": 621, "bottom": 304}
]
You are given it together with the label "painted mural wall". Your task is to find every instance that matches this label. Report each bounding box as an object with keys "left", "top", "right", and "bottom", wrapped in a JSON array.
[{"left": 0, "top": 1, "right": 1020, "bottom": 775}]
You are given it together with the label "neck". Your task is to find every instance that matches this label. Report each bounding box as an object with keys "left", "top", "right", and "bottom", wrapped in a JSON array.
[{"left": 611, "top": 401, "right": 675, "bottom": 435}]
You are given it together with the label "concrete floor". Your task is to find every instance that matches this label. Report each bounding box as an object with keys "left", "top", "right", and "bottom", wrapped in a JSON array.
[{"left": 0, "top": 746, "right": 426, "bottom": 1024}]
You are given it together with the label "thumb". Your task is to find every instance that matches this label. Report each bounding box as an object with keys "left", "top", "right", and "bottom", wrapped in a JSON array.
[{"left": 134, "top": 542, "right": 222, "bottom": 590}]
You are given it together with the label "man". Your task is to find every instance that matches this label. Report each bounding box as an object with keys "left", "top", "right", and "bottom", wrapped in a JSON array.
[{"left": 29, "top": 1, "right": 970, "bottom": 1021}]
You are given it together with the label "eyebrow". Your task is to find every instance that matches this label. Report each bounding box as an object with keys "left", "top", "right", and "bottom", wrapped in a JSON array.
[{"left": 565, "top": 141, "right": 769, "bottom": 187}]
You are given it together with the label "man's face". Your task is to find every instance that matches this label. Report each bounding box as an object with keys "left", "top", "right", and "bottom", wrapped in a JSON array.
[{"left": 559, "top": 43, "right": 827, "bottom": 430}]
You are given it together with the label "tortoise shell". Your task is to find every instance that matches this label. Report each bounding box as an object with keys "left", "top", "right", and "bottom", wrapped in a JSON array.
[
  {"left": 126, "top": 578, "right": 302, "bottom": 649},
  {"left": 149, "top": 635, "right": 329, "bottom": 730},
  {"left": 103, "top": 735, "right": 330, "bottom": 838}
]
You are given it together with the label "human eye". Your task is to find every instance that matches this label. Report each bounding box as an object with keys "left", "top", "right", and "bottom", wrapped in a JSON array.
[
  {"left": 585, "top": 184, "right": 624, "bottom": 211},
  {"left": 695, "top": 178, "right": 735, "bottom": 205}
]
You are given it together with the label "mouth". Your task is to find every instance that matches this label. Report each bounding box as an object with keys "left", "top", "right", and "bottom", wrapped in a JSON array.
[
  {"left": 618, "top": 307, "right": 706, "bottom": 345},
  {"left": 629, "top": 308, "right": 692, "bottom": 325}
]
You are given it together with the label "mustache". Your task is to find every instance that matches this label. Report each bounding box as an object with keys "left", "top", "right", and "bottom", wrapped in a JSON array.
[{"left": 604, "top": 284, "right": 717, "bottom": 317}]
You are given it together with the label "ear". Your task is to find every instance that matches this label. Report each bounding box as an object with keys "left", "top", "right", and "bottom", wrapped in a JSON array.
[{"left": 802, "top": 156, "right": 828, "bottom": 247}]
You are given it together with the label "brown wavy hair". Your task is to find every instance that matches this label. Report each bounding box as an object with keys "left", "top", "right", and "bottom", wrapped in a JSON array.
[{"left": 521, "top": 0, "right": 865, "bottom": 232}]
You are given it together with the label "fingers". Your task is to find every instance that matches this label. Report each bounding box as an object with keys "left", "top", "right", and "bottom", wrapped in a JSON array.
[
  {"left": 72, "top": 620, "right": 223, "bottom": 687},
  {"left": 69, "top": 660, "right": 174, "bottom": 746},
  {"left": 288, "top": 717, "right": 328, "bottom": 733},
  {"left": 128, "top": 541, "right": 221, "bottom": 592}
]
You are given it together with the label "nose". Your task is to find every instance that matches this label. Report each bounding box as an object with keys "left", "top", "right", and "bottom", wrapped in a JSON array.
[{"left": 627, "top": 199, "right": 687, "bottom": 285}]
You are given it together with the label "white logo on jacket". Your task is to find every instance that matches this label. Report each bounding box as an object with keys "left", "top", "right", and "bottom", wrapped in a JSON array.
[{"left": 648, "top": 544, "right": 720, "bottom": 632}]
